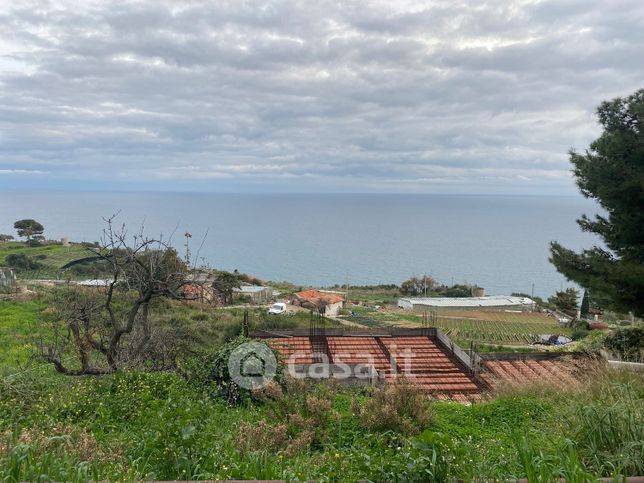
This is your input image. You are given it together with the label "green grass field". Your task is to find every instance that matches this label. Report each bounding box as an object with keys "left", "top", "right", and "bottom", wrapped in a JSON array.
[
  {"left": 0, "top": 299, "right": 45, "bottom": 373},
  {"left": 345, "top": 286, "right": 401, "bottom": 304},
  {"left": 0, "top": 242, "right": 89, "bottom": 279}
]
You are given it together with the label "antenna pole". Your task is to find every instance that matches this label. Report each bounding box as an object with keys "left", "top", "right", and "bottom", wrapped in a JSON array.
[{"left": 345, "top": 272, "right": 349, "bottom": 300}]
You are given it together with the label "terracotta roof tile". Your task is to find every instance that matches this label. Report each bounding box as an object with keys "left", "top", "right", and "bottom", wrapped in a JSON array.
[
  {"left": 483, "top": 358, "right": 584, "bottom": 389},
  {"left": 267, "top": 337, "right": 315, "bottom": 365},
  {"left": 267, "top": 334, "right": 483, "bottom": 400},
  {"left": 267, "top": 334, "right": 588, "bottom": 403},
  {"left": 295, "top": 289, "right": 345, "bottom": 305}
]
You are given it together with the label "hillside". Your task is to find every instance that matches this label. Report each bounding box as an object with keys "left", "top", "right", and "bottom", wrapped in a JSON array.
[{"left": 0, "top": 242, "right": 91, "bottom": 279}]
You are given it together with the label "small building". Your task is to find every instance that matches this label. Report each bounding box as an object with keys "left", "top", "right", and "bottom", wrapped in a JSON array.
[
  {"left": 0, "top": 267, "right": 16, "bottom": 288},
  {"left": 186, "top": 271, "right": 218, "bottom": 285},
  {"left": 77, "top": 279, "right": 111, "bottom": 287},
  {"left": 234, "top": 285, "right": 273, "bottom": 303},
  {"left": 398, "top": 295, "right": 535, "bottom": 312},
  {"left": 183, "top": 283, "right": 217, "bottom": 303},
  {"left": 293, "top": 289, "right": 345, "bottom": 316}
]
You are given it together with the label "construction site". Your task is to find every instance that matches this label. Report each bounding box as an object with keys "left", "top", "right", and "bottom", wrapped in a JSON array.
[{"left": 251, "top": 314, "right": 590, "bottom": 403}]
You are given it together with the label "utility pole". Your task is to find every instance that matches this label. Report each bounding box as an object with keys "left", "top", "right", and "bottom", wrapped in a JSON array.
[{"left": 345, "top": 272, "right": 349, "bottom": 300}]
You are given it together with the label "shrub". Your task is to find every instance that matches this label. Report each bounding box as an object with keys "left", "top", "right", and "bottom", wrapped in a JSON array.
[
  {"left": 221, "top": 321, "right": 243, "bottom": 342},
  {"left": 4, "top": 254, "right": 43, "bottom": 271},
  {"left": 236, "top": 419, "right": 291, "bottom": 454},
  {"left": 64, "top": 259, "right": 112, "bottom": 278},
  {"left": 575, "top": 330, "right": 606, "bottom": 354},
  {"left": 236, "top": 379, "right": 338, "bottom": 455},
  {"left": 603, "top": 327, "right": 644, "bottom": 362},
  {"left": 571, "top": 327, "right": 590, "bottom": 341},
  {"left": 26, "top": 238, "right": 44, "bottom": 247},
  {"left": 352, "top": 378, "right": 433, "bottom": 435},
  {"left": 571, "top": 319, "right": 590, "bottom": 331},
  {"left": 182, "top": 337, "right": 283, "bottom": 405}
]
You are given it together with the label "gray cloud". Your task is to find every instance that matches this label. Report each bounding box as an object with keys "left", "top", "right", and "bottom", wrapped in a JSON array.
[{"left": 0, "top": 0, "right": 642, "bottom": 193}]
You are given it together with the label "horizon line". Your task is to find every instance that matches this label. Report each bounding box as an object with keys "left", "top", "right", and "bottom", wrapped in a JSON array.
[{"left": 0, "top": 188, "right": 584, "bottom": 198}]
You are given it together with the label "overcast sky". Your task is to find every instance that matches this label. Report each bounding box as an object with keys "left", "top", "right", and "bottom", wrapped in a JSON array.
[{"left": 0, "top": 0, "right": 642, "bottom": 194}]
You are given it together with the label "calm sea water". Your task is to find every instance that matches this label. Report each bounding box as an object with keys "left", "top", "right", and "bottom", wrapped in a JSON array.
[{"left": 0, "top": 192, "right": 600, "bottom": 298}]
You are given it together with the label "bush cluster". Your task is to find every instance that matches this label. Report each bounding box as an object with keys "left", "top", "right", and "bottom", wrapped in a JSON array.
[
  {"left": 603, "top": 326, "right": 644, "bottom": 362},
  {"left": 237, "top": 379, "right": 338, "bottom": 455},
  {"left": 5, "top": 253, "right": 44, "bottom": 271},
  {"left": 351, "top": 378, "right": 433, "bottom": 435}
]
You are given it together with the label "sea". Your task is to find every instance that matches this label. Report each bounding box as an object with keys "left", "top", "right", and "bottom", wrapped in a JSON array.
[{"left": 0, "top": 192, "right": 602, "bottom": 298}]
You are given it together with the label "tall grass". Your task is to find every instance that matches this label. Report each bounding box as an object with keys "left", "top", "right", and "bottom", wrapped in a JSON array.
[
  {"left": 515, "top": 436, "right": 597, "bottom": 483},
  {"left": 0, "top": 434, "right": 127, "bottom": 482},
  {"left": 570, "top": 371, "right": 644, "bottom": 476},
  {"left": 496, "top": 363, "right": 644, "bottom": 478}
]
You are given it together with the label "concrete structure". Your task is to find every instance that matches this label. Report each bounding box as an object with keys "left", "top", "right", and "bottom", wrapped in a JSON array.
[
  {"left": 293, "top": 289, "right": 345, "bottom": 316},
  {"left": 186, "top": 271, "right": 218, "bottom": 285},
  {"left": 398, "top": 295, "right": 535, "bottom": 312},
  {"left": 252, "top": 328, "right": 592, "bottom": 400},
  {"left": 480, "top": 352, "right": 590, "bottom": 389},
  {"left": 256, "top": 327, "right": 485, "bottom": 401},
  {"left": 234, "top": 285, "right": 273, "bottom": 303},
  {"left": 0, "top": 267, "right": 16, "bottom": 288},
  {"left": 182, "top": 283, "right": 217, "bottom": 303},
  {"left": 472, "top": 287, "right": 485, "bottom": 297}
]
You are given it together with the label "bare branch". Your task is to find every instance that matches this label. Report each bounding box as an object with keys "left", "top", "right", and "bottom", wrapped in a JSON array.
[{"left": 38, "top": 216, "right": 191, "bottom": 376}]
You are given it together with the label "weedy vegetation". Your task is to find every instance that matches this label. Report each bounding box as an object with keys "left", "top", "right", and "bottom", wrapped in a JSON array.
[{"left": 1, "top": 312, "right": 642, "bottom": 482}]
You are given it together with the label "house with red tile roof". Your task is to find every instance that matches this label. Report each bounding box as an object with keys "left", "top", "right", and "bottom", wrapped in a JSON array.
[{"left": 293, "top": 289, "right": 345, "bottom": 316}]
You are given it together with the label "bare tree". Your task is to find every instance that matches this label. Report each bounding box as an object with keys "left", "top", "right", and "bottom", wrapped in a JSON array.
[{"left": 40, "top": 217, "right": 192, "bottom": 375}]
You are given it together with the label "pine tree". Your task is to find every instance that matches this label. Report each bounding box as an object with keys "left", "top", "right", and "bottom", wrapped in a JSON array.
[
  {"left": 548, "top": 288, "right": 578, "bottom": 316},
  {"left": 550, "top": 89, "right": 644, "bottom": 317},
  {"left": 580, "top": 290, "right": 590, "bottom": 319}
]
